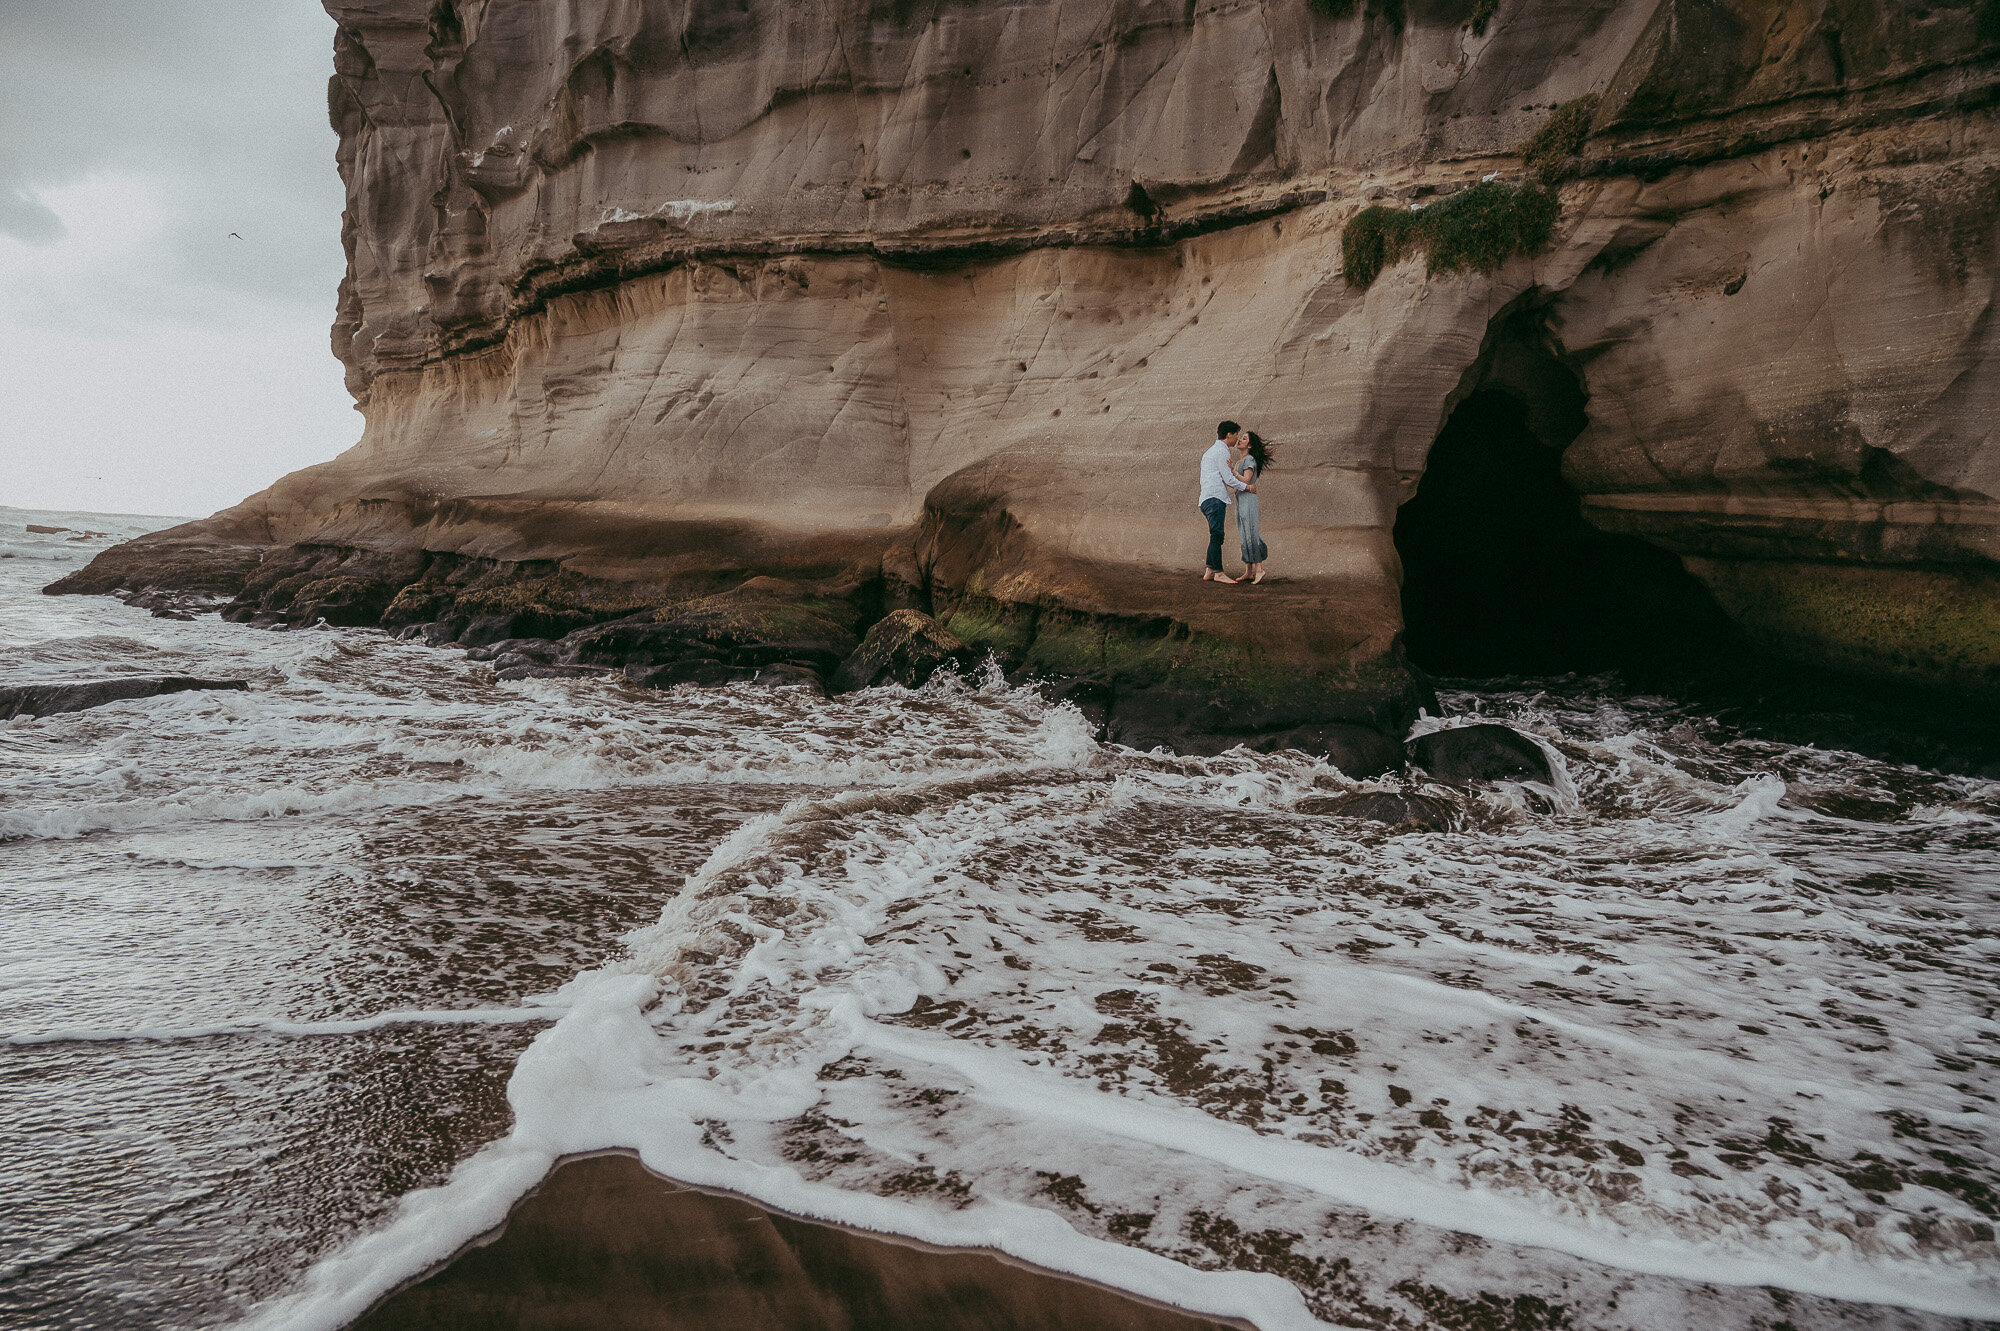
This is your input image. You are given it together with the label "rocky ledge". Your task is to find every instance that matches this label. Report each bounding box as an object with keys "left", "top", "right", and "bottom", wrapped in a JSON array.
[{"left": 50, "top": 0, "right": 2000, "bottom": 752}]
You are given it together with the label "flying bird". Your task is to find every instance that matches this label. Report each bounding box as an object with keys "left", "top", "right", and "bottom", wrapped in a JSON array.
[{"left": 228, "top": 232, "right": 243, "bottom": 240}]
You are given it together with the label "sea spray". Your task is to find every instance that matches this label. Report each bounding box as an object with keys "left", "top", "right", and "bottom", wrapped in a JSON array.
[{"left": 5, "top": 510, "right": 1998, "bottom": 1330}]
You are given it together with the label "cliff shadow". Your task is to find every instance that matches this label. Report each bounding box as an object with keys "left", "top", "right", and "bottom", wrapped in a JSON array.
[{"left": 1393, "top": 306, "right": 1741, "bottom": 680}]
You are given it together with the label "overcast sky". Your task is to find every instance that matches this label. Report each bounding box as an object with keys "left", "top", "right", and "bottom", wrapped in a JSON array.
[{"left": 0, "top": 1, "right": 355, "bottom": 519}]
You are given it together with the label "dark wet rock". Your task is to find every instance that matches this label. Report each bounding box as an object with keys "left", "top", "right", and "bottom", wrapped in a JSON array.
[
  {"left": 0, "top": 676, "right": 249, "bottom": 720},
  {"left": 458, "top": 614, "right": 526, "bottom": 648},
  {"left": 380, "top": 583, "right": 463, "bottom": 630},
  {"left": 1103, "top": 690, "right": 1264, "bottom": 753},
  {"left": 750, "top": 663, "right": 827, "bottom": 691},
  {"left": 205, "top": 546, "right": 427, "bottom": 629},
  {"left": 465, "top": 638, "right": 561, "bottom": 665},
  {"left": 24, "top": 524, "right": 71, "bottom": 534},
  {"left": 123, "top": 589, "right": 214, "bottom": 621},
  {"left": 395, "top": 619, "right": 476, "bottom": 646},
  {"left": 1407, "top": 723, "right": 1553, "bottom": 784},
  {"left": 491, "top": 651, "right": 545, "bottom": 672},
  {"left": 1104, "top": 689, "right": 1402, "bottom": 776},
  {"left": 563, "top": 619, "right": 710, "bottom": 666},
  {"left": 292, "top": 576, "right": 404, "bottom": 627},
  {"left": 831, "top": 610, "right": 974, "bottom": 694},
  {"left": 488, "top": 639, "right": 568, "bottom": 667},
  {"left": 626, "top": 659, "right": 755, "bottom": 688},
  {"left": 1298, "top": 791, "right": 1456, "bottom": 832},
  {"left": 565, "top": 592, "right": 858, "bottom": 677},
  {"left": 1246, "top": 724, "right": 1405, "bottom": 778},
  {"left": 493, "top": 664, "right": 612, "bottom": 682},
  {"left": 1042, "top": 676, "right": 1114, "bottom": 739}
]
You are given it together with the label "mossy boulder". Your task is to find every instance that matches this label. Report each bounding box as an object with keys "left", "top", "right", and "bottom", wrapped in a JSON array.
[{"left": 831, "top": 610, "right": 976, "bottom": 693}]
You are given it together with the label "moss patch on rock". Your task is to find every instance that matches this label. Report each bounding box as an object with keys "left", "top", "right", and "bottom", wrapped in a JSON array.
[
  {"left": 1341, "top": 181, "right": 1558, "bottom": 288},
  {"left": 1686, "top": 557, "right": 2000, "bottom": 709},
  {"left": 1521, "top": 95, "right": 1599, "bottom": 185},
  {"left": 940, "top": 589, "right": 1414, "bottom": 734}
]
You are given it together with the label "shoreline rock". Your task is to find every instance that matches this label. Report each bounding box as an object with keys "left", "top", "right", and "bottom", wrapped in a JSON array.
[
  {"left": 1407, "top": 724, "right": 1555, "bottom": 787},
  {"left": 44, "top": 0, "right": 2000, "bottom": 751},
  {"left": 831, "top": 609, "right": 976, "bottom": 694},
  {"left": 0, "top": 677, "right": 249, "bottom": 721}
]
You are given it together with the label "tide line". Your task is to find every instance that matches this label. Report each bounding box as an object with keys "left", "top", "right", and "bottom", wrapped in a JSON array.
[
  {"left": 3, "top": 1003, "right": 569, "bottom": 1046},
  {"left": 853, "top": 1015, "right": 2000, "bottom": 1320}
]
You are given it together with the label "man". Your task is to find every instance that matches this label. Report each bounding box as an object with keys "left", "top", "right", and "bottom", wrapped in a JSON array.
[{"left": 1199, "top": 420, "right": 1251, "bottom": 582}]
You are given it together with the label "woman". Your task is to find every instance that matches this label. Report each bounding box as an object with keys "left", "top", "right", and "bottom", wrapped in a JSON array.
[{"left": 1233, "top": 431, "right": 1273, "bottom": 584}]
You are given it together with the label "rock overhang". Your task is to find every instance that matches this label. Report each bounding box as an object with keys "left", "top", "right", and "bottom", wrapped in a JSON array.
[{"left": 50, "top": 0, "right": 2000, "bottom": 746}]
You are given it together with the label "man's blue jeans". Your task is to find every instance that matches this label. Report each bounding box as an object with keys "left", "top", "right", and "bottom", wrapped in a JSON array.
[{"left": 1200, "top": 498, "right": 1227, "bottom": 573}]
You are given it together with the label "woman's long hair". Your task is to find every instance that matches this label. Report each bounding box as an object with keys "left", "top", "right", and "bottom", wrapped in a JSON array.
[{"left": 1244, "top": 431, "right": 1275, "bottom": 475}]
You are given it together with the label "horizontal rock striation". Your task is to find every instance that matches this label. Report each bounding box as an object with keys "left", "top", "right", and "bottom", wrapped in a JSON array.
[{"left": 52, "top": 0, "right": 2000, "bottom": 745}]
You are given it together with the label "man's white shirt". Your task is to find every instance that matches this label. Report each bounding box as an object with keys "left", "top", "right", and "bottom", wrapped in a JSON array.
[{"left": 1199, "top": 440, "right": 1249, "bottom": 507}]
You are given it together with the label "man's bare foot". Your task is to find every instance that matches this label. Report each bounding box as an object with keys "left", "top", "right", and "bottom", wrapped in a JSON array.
[
  {"left": 1251, "top": 568, "right": 1266, "bottom": 584},
  {"left": 1201, "top": 570, "right": 1215, "bottom": 580},
  {"left": 1213, "top": 572, "right": 1239, "bottom": 584}
]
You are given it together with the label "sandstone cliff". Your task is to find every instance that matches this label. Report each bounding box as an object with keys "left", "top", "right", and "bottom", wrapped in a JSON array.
[{"left": 55, "top": 0, "right": 2000, "bottom": 747}]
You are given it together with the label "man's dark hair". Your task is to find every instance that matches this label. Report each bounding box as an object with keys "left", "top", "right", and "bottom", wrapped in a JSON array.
[{"left": 1216, "top": 420, "right": 1240, "bottom": 439}]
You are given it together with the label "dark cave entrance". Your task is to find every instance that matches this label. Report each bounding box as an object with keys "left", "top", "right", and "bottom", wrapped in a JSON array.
[{"left": 1393, "top": 310, "right": 1739, "bottom": 679}]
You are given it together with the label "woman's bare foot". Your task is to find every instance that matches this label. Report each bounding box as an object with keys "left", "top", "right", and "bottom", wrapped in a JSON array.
[
  {"left": 1212, "top": 571, "right": 1239, "bottom": 584},
  {"left": 1250, "top": 566, "right": 1265, "bottom": 584}
]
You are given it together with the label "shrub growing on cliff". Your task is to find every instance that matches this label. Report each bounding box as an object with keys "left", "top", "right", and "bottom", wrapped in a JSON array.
[
  {"left": 1341, "top": 182, "right": 1558, "bottom": 288},
  {"left": 1521, "top": 95, "right": 1599, "bottom": 185}
]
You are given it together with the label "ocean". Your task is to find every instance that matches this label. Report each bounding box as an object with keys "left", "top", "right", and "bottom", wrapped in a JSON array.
[{"left": 3, "top": 507, "right": 1997, "bottom": 1329}]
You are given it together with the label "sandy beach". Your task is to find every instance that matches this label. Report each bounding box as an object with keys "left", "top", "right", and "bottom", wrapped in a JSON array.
[{"left": 350, "top": 1152, "right": 1245, "bottom": 1330}]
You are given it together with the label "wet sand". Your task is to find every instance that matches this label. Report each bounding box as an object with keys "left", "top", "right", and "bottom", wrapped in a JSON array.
[{"left": 348, "top": 1152, "right": 1248, "bottom": 1330}]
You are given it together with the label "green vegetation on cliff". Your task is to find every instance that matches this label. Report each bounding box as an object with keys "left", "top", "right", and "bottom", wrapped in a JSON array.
[
  {"left": 1341, "top": 182, "right": 1558, "bottom": 288},
  {"left": 1521, "top": 95, "right": 1599, "bottom": 185}
]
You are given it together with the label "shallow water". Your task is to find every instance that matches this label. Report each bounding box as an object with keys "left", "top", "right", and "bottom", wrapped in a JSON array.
[{"left": 2, "top": 508, "right": 1996, "bottom": 1330}]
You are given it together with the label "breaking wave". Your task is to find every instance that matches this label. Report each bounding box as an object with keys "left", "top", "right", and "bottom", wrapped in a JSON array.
[{"left": 5, "top": 509, "right": 1997, "bottom": 1330}]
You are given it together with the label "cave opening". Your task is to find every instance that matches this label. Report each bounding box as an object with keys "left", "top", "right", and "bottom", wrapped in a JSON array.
[{"left": 1393, "top": 311, "right": 1740, "bottom": 679}]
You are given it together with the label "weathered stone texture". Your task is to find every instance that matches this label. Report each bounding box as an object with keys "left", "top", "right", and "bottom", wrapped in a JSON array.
[{"left": 52, "top": 0, "right": 2000, "bottom": 727}]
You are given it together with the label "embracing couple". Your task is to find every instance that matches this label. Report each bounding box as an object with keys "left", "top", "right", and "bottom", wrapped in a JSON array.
[{"left": 1197, "top": 420, "right": 1273, "bottom": 585}]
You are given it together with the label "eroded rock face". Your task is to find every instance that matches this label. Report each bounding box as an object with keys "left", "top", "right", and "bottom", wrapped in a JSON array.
[
  {"left": 51, "top": 0, "right": 2000, "bottom": 731},
  {"left": 831, "top": 609, "right": 974, "bottom": 694}
]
